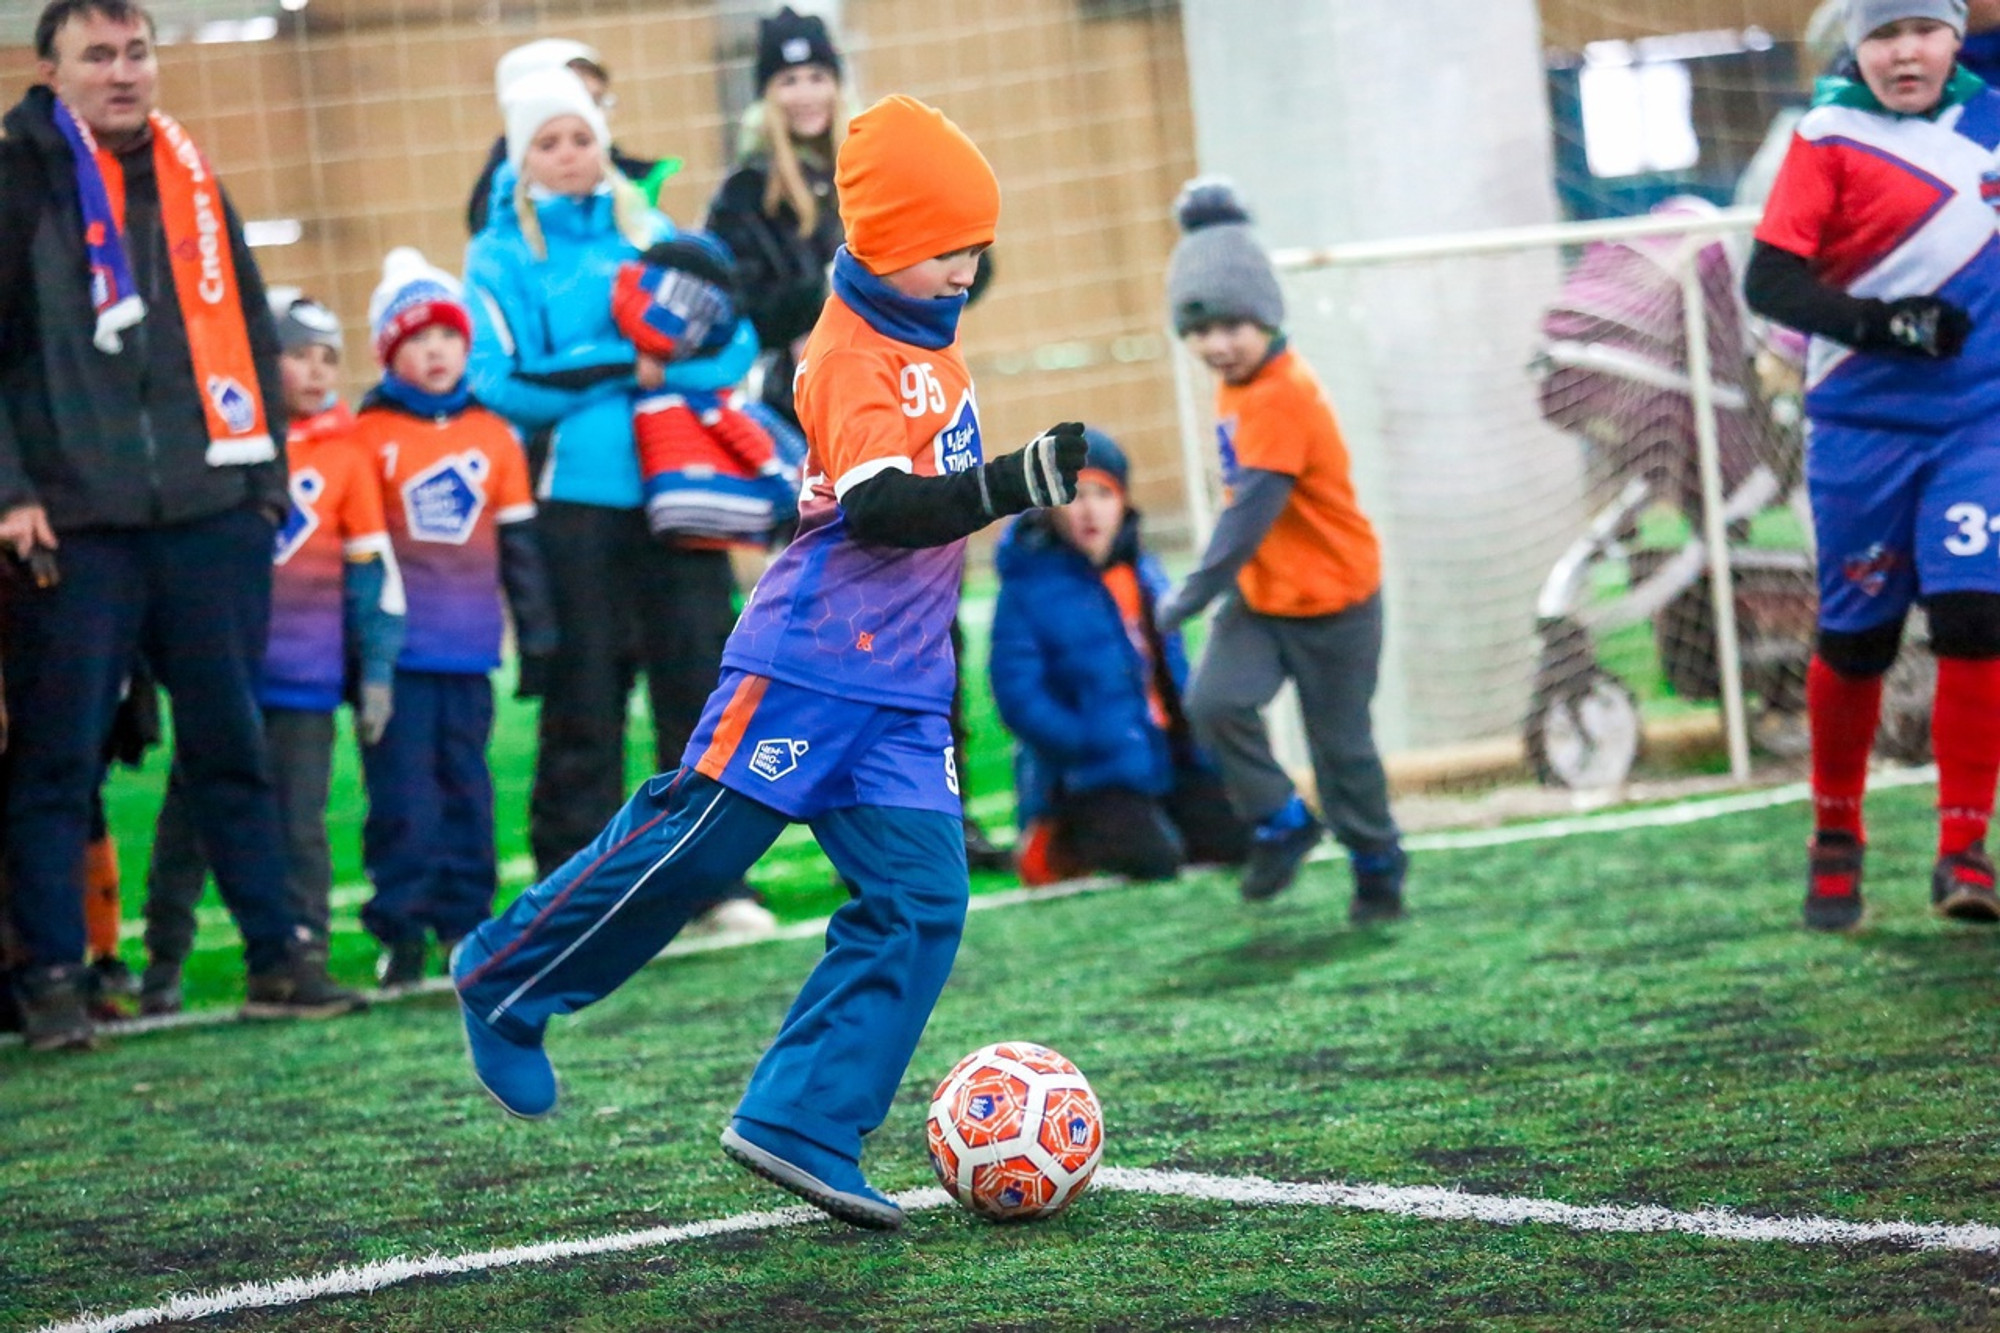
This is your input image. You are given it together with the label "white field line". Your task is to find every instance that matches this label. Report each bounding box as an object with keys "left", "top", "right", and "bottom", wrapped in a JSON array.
[
  {"left": 15, "top": 769, "right": 1939, "bottom": 1050},
  {"left": 34, "top": 1163, "right": 2000, "bottom": 1333}
]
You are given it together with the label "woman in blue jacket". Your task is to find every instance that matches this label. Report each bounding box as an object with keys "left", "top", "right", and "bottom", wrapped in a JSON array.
[
  {"left": 989, "top": 430, "right": 1250, "bottom": 884},
  {"left": 466, "top": 68, "right": 762, "bottom": 881}
]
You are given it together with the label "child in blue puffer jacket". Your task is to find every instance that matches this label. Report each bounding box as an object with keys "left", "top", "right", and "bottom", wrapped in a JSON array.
[{"left": 990, "top": 429, "right": 1251, "bottom": 885}]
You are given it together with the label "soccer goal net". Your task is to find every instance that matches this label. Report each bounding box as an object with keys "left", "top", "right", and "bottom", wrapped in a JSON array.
[{"left": 1174, "top": 204, "right": 1934, "bottom": 794}]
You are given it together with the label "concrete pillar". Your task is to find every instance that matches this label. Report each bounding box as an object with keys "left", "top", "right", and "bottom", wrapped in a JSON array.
[{"left": 1179, "top": 0, "right": 1581, "bottom": 753}]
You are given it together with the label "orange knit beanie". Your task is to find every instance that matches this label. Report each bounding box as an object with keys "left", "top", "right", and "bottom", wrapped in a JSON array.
[{"left": 836, "top": 95, "right": 1000, "bottom": 275}]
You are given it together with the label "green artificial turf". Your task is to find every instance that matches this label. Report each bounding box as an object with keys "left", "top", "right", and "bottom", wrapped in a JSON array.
[{"left": 7, "top": 780, "right": 1998, "bottom": 1331}]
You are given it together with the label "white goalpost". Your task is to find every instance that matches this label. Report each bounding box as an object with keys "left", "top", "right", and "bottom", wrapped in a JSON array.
[{"left": 1172, "top": 203, "right": 1903, "bottom": 793}]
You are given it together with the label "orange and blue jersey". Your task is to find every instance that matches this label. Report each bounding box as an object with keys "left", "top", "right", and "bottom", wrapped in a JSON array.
[
  {"left": 718, "top": 253, "right": 982, "bottom": 714},
  {"left": 1757, "top": 72, "right": 2000, "bottom": 429},
  {"left": 351, "top": 384, "right": 537, "bottom": 675},
  {"left": 262, "top": 405, "right": 393, "bottom": 711}
]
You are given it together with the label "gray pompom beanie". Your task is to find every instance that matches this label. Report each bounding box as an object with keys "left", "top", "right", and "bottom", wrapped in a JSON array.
[
  {"left": 266, "top": 286, "right": 344, "bottom": 356},
  {"left": 1165, "top": 177, "right": 1284, "bottom": 336},
  {"left": 1845, "top": 0, "right": 1966, "bottom": 48}
]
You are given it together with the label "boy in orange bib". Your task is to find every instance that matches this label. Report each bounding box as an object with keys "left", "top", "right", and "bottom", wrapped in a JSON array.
[{"left": 1156, "top": 179, "right": 1406, "bottom": 919}]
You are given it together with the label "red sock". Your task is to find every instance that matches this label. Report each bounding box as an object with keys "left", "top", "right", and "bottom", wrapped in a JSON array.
[
  {"left": 1933, "top": 656, "right": 2000, "bottom": 856},
  {"left": 1809, "top": 654, "right": 1883, "bottom": 840}
]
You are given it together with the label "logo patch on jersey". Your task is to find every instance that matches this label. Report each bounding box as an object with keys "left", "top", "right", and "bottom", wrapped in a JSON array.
[
  {"left": 206, "top": 375, "right": 258, "bottom": 434},
  {"left": 401, "top": 450, "right": 491, "bottom": 545},
  {"left": 945, "top": 746, "right": 959, "bottom": 797},
  {"left": 749, "top": 738, "right": 810, "bottom": 782},
  {"left": 933, "top": 390, "right": 984, "bottom": 476},
  {"left": 1843, "top": 543, "right": 1902, "bottom": 596},
  {"left": 1216, "top": 417, "right": 1241, "bottom": 486},
  {"left": 273, "top": 467, "right": 325, "bottom": 565}
]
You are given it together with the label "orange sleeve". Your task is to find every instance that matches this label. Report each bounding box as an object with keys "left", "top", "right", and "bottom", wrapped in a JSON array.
[
  {"left": 807, "top": 347, "right": 914, "bottom": 494},
  {"left": 335, "top": 446, "right": 387, "bottom": 546},
  {"left": 1229, "top": 377, "right": 1310, "bottom": 478},
  {"left": 490, "top": 423, "right": 536, "bottom": 517}
]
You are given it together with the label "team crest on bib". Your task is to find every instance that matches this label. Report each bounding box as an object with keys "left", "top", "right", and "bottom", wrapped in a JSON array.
[
  {"left": 207, "top": 375, "right": 258, "bottom": 434},
  {"left": 749, "top": 738, "right": 810, "bottom": 781},
  {"left": 402, "top": 450, "right": 490, "bottom": 545},
  {"left": 274, "top": 467, "right": 324, "bottom": 565},
  {"left": 1215, "top": 417, "right": 1242, "bottom": 485},
  {"left": 934, "top": 390, "right": 984, "bottom": 476}
]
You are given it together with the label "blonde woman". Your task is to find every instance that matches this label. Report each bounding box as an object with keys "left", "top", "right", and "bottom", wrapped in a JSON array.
[
  {"left": 704, "top": 7, "right": 850, "bottom": 437},
  {"left": 465, "top": 68, "right": 765, "bottom": 898}
]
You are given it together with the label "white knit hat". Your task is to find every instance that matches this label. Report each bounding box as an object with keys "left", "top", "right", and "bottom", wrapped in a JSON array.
[
  {"left": 367, "top": 247, "right": 470, "bottom": 366},
  {"left": 503, "top": 66, "right": 610, "bottom": 175},
  {"left": 493, "top": 37, "right": 602, "bottom": 106}
]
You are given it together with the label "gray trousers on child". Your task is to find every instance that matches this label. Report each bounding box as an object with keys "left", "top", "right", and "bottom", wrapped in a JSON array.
[
  {"left": 145, "top": 707, "right": 336, "bottom": 968},
  {"left": 1184, "top": 592, "right": 1400, "bottom": 854}
]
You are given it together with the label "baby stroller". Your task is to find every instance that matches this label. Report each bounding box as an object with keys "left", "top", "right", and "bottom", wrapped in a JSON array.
[{"left": 1522, "top": 199, "right": 1936, "bottom": 789}]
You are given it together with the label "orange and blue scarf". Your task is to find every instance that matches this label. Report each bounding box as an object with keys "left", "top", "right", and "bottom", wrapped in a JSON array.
[{"left": 50, "top": 98, "right": 274, "bottom": 465}]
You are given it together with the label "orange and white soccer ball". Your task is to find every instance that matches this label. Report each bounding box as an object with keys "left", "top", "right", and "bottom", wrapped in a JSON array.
[{"left": 926, "top": 1041, "right": 1104, "bottom": 1221}]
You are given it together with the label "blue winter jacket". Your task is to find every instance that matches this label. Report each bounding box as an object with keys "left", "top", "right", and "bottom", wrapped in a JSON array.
[
  {"left": 990, "top": 509, "right": 1202, "bottom": 825},
  {"left": 464, "top": 169, "right": 759, "bottom": 509}
]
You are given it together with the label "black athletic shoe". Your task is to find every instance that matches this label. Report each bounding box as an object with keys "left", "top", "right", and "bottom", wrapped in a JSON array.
[
  {"left": 1932, "top": 844, "right": 2000, "bottom": 923},
  {"left": 138, "top": 961, "right": 183, "bottom": 1017},
  {"left": 963, "top": 817, "right": 1012, "bottom": 874},
  {"left": 17, "top": 963, "right": 96, "bottom": 1051},
  {"left": 86, "top": 954, "right": 138, "bottom": 1019},
  {"left": 1240, "top": 814, "right": 1324, "bottom": 902},
  {"left": 243, "top": 941, "right": 368, "bottom": 1019},
  {"left": 376, "top": 936, "right": 429, "bottom": 990},
  {"left": 1803, "top": 831, "right": 1865, "bottom": 934},
  {"left": 1349, "top": 846, "right": 1408, "bottom": 924}
]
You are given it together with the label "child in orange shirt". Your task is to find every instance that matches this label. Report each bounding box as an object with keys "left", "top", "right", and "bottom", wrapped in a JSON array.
[
  {"left": 451, "top": 95, "right": 1087, "bottom": 1229},
  {"left": 353, "top": 249, "right": 556, "bottom": 988},
  {"left": 1155, "top": 179, "right": 1406, "bottom": 918}
]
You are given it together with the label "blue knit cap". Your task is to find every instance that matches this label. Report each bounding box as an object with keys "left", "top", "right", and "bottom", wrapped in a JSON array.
[{"left": 1080, "top": 427, "right": 1129, "bottom": 494}]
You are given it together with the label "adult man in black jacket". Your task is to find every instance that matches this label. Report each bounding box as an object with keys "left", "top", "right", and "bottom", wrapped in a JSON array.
[{"left": 0, "top": 0, "right": 363, "bottom": 1048}]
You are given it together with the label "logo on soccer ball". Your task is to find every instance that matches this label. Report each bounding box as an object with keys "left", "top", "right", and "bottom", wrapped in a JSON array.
[
  {"left": 748, "top": 738, "right": 809, "bottom": 782},
  {"left": 926, "top": 1041, "right": 1103, "bottom": 1222}
]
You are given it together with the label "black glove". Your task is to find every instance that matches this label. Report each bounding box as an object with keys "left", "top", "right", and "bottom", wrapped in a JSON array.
[
  {"left": 515, "top": 653, "right": 553, "bottom": 701},
  {"left": 978, "top": 422, "right": 1089, "bottom": 518},
  {"left": 1854, "top": 296, "right": 1972, "bottom": 359}
]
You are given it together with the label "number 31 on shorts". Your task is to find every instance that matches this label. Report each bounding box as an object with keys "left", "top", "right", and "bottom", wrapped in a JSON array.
[{"left": 1945, "top": 502, "right": 2000, "bottom": 557}]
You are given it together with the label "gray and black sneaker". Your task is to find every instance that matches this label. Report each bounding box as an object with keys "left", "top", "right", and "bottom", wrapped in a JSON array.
[
  {"left": 17, "top": 963, "right": 97, "bottom": 1051},
  {"left": 1803, "top": 831, "right": 1865, "bottom": 934},
  {"left": 243, "top": 942, "right": 368, "bottom": 1019},
  {"left": 376, "top": 936, "right": 429, "bottom": 990},
  {"left": 138, "top": 961, "right": 184, "bottom": 1016},
  {"left": 1240, "top": 814, "right": 1325, "bottom": 902},
  {"left": 1932, "top": 844, "right": 2000, "bottom": 923}
]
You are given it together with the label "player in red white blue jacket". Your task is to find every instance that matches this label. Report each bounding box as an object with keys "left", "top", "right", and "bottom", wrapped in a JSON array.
[{"left": 1745, "top": 0, "right": 2000, "bottom": 931}]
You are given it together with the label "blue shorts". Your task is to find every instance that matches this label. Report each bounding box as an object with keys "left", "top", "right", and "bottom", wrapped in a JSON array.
[
  {"left": 681, "top": 670, "right": 961, "bottom": 820},
  {"left": 1809, "top": 415, "right": 2000, "bottom": 633}
]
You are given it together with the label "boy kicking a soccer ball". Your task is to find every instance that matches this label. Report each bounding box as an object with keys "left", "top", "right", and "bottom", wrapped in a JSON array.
[{"left": 451, "top": 94, "right": 1089, "bottom": 1230}]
